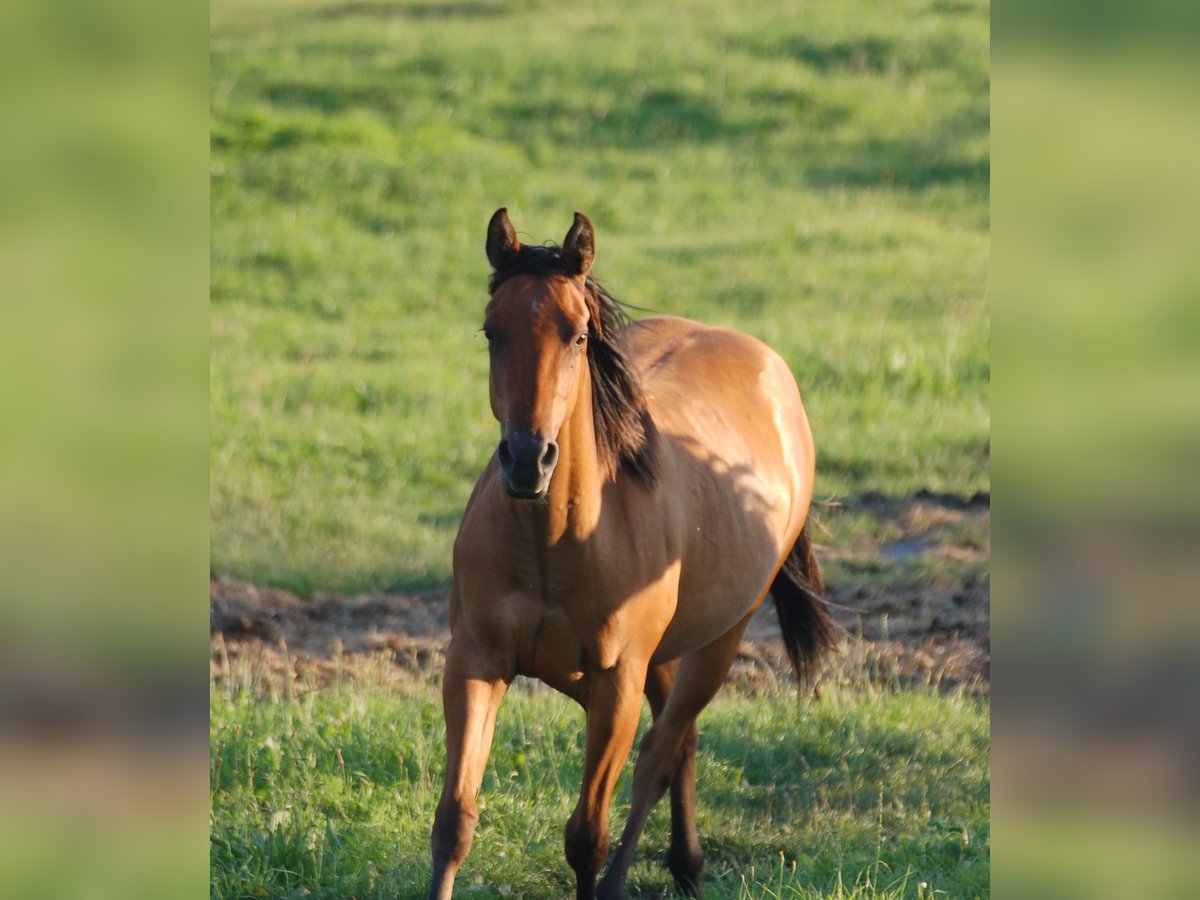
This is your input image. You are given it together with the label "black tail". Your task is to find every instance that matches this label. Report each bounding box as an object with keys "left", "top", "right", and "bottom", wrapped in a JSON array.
[{"left": 771, "top": 522, "right": 839, "bottom": 686}]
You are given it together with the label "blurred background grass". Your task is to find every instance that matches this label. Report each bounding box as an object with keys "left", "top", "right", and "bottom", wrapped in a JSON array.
[
  {"left": 993, "top": 1, "right": 1200, "bottom": 896},
  {"left": 209, "top": 0, "right": 990, "bottom": 594},
  {"left": 0, "top": 0, "right": 208, "bottom": 897}
]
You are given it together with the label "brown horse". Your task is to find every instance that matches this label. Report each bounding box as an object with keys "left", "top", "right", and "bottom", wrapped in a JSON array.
[{"left": 428, "top": 209, "right": 837, "bottom": 900}]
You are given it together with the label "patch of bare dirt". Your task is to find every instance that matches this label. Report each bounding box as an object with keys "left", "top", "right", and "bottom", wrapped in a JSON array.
[{"left": 211, "top": 493, "right": 989, "bottom": 697}]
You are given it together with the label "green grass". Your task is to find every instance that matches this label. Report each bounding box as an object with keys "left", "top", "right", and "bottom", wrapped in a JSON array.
[
  {"left": 210, "top": 674, "right": 989, "bottom": 898},
  {"left": 210, "top": 0, "right": 990, "bottom": 594}
]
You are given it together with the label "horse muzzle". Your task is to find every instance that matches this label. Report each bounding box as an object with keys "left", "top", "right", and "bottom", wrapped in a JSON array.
[{"left": 497, "top": 432, "right": 559, "bottom": 499}]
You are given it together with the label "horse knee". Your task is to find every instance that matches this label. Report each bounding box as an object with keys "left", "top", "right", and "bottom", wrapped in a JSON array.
[
  {"left": 632, "top": 724, "right": 675, "bottom": 797},
  {"left": 431, "top": 796, "right": 480, "bottom": 866},
  {"left": 564, "top": 809, "right": 607, "bottom": 876},
  {"left": 679, "top": 725, "right": 698, "bottom": 758}
]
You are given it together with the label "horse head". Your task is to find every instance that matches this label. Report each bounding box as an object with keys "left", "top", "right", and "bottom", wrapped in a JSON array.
[{"left": 482, "top": 208, "right": 597, "bottom": 499}]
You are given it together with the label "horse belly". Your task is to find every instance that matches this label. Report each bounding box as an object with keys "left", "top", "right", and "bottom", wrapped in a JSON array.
[
  {"left": 648, "top": 473, "right": 792, "bottom": 664},
  {"left": 651, "top": 550, "right": 778, "bottom": 664}
]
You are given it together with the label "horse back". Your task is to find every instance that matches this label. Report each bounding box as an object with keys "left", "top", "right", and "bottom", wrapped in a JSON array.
[{"left": 625, "top": 316, "right": 813, "bottom": 518}]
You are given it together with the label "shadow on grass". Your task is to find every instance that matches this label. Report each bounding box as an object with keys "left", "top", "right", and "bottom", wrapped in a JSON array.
[
  {"left": 788, "top": 35, "right": 900, "bottom": 75},
  {"left": 731, "top": 29, "right": 986, "bottom": 85},
  {"left": 242, "top": 73, "right": 986, "bottom": 194},
  {"left": 805, "top": 100, "right": 990, "bottom": 191},
  {"left": 806, "top": 141, "right": 989, "bottom": 191},
  {"left": 306, "top": 1, "right": 507, "bottom": 23},
  {"left": 259, "top": 81, "right": 402, "bottom": 117},
  {"left": 494, "top": 87, "right": 780, "bottom": 150}
]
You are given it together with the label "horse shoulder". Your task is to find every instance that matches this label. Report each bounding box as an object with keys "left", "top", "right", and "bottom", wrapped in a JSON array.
[{"left": 450, "top": 473, "right": 535, "bottom": 656}]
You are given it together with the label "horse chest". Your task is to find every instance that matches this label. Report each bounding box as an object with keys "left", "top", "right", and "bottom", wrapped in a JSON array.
[
  {"left": 527, "top": 568, "right": 625, "bottom": 660},
  {"left": 518, "top": 557, "right": 669, "bottom": 686}
]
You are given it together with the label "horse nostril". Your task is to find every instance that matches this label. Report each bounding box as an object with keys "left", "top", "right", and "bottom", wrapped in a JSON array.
[
  {"left": 497, "top": 439, "right": 513, "bottom": 470},
  {"left": 541, "top": 441, "right": 559, "bottom": 469}
]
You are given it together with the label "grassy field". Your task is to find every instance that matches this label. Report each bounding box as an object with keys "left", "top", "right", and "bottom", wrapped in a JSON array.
[
  {"left": 210, "top": 0, "right": 989, "bottom": 594},
  {"left": 211, "top": 670, "right": 989, "bottom": 899},
  {"left": 210, "top": 2, "right": 989, "bottom": 896}
]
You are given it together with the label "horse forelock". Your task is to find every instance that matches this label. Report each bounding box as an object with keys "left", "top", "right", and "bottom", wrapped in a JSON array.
[{"left": 487, "top": 244, "right": 658, "bottom": 487}]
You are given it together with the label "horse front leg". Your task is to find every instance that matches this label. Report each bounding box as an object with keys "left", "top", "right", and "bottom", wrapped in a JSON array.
[
  {"left": 428, "top": 635, "right": 510, "bottom": 900},
  {"left": 599, "top": 620, "right": 751, "bottom": 899},
  {"left": 564, "top": 662, "right": 645, "bottom": 900}
]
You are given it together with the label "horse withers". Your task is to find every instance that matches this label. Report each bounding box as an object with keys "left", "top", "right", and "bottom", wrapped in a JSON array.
[{"left": 428, "top": 209, "right": 837, "bottom": 899}]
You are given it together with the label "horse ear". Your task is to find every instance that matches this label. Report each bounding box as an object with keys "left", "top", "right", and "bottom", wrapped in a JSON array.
[
  {"left": 562, "top": 211, "right": 595, "bottom": 277},
  {"left": 486, "top": 207, "right": 520, "bottom": 269}
]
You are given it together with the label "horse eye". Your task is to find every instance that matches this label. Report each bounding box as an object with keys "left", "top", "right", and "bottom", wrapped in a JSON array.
[
  {"left": 575, "top": 332, "right": 587, "bottom": 347},
  {"left": 482, "top": 325, "right": 495, "bottom": 343}
]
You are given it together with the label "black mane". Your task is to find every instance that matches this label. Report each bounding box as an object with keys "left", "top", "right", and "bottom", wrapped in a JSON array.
[{"left": 488, "top": 244, "right": 658, "bottom": 487}]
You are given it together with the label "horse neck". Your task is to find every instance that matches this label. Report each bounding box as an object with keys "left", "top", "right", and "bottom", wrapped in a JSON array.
[{"left": 540, "top": 362, "right": 605, "bottom": 544}]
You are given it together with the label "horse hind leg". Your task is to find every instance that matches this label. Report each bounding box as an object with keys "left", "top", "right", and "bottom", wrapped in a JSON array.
[
  {"left": 665, "top": 725, "right": 703, "bottom": 894},
  {"left": 644, "top": 662, "right": 704, "bottom": 895},
  {"left": 599, "top": 616, "right": 753, "bottom": 899}
]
